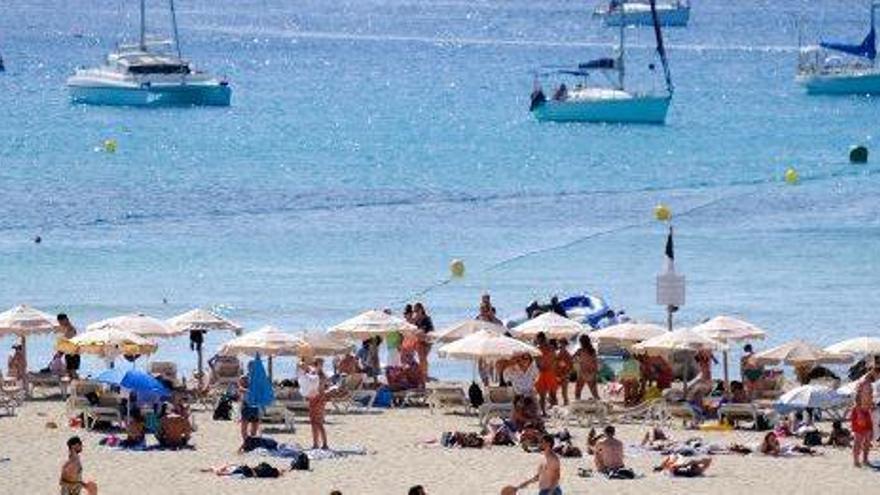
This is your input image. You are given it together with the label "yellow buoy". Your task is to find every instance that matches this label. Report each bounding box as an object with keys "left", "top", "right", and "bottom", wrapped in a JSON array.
[
  {"left": 450, "top": 259, "right": 465, "bottom": 278},
  {"left": 102, "top": 139, "right": 118, "bottom": 153},
  {"left": 654, "top": 204, "right": 672, "bottom": 222},
  {"left": 784, "top": 167, "right": 799, "bottom": 185}
]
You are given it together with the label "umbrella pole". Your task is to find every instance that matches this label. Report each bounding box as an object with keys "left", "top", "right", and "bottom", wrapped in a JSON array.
[
  {"left": 197, "top": 346, "right": 204, "bottom": 388},
  {"left": 21, "top": 335, "right": 29, "bottom": 398},
  {"left": 723, "top": 350, "right": 730, "bottom": 397},
  {"left": 268, "top": 356, "right": 274, "bottom": 383}
]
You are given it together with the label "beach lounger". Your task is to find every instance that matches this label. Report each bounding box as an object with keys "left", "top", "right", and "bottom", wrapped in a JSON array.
[
  {"left": 560, "top": 399, "right": 610, "bottom": 428},
  {"left": 210, "top": 356, "right": 242, "bottom": 388},
  {"left": 150, "top": 361, "right": 181, "bottom": 388},
  {"left": 718, "top": 403, "right": 761, "bottom": 429},
  {"left": 426, "top": 383, "right": 471, "bottom": 416},
  {"left": 658, "top": 399, "right": 698, "bottom": 428},
  {"left": 327, "top": 375, "right": 378, "bottom": 414},
  {"left": 606, "top": 399, "right": 663, "bottom": 426},
  {"left": 26, "top": 372, "right": 69, "bottom": 398},
  {"left": 261, "top": 404, "right": 296, "bottom": 432},
  {"left": 478, "top": 386, "right": 515, "bottom": 427},
  {"left": 0, "top": 385, "right": 23, "bottom": 416}
]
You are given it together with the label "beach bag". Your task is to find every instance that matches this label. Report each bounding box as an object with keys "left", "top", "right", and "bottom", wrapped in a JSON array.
[
  {"left": 254, "top": 462, "right": 280, "bottom": 478},
  {"left": 373, "top": 387, "right": 392, "bottom": 408},
  {"left": 290, "top": 452, "right": 310, "bottom": 471},
  {"left": 755, "top": 414, "right": 771, "bottom": 431},
  {"left": 213, "top": 396, "right": 233, "bottom": 421},
  {"left": 803, "top": 430, "right": 822, "bottom": 447},
  {"left": 468, "top": 382, "right": 484, "bottom": 409}
]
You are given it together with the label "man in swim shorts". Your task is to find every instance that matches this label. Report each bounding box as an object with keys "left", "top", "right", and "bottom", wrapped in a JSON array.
[{"left": 515, "top": 434, "right": 561, "bottom": 495}]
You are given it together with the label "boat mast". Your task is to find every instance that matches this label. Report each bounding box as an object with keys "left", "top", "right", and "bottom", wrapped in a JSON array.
[
  {"left": 139, "top": 0, "right": 146, "bottom": 50},
  {"left": 649, "top": 0, "right": 674, "bottom": 95},
  {"left": 617, "top": 7, "right": 625, "bottom": 90},
  {"left": 169, "top": 0, "right": 183, "bottom": 59}
]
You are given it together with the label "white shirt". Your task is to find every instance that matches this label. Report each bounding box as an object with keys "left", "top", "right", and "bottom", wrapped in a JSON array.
[{"left": 507, "top": 362, "right": 539, "bottom": 396}]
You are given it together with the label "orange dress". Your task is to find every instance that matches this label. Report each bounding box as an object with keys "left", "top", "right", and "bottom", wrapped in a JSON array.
[{"left": 535, "top": 346, "right": 558, "bottom": 394}]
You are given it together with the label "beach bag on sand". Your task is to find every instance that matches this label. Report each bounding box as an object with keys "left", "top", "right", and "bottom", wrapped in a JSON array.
[
  {"left": 803, "top": 430, "right": 822, "bottom": 447},
  {"left": 254, "top": 462, "right": 280, "bottom": 478},
  {"left": 373, "top": 387, "right": 392, "bottom": 408},
  {"left": 290, "top": 452, "right": 310, "bottom": 471},
  {"left": 468, "top": 382, "right": 484, "bottom": 409},
  {"left": 213, "top": 396, "right": 233, "bottom": 421}
]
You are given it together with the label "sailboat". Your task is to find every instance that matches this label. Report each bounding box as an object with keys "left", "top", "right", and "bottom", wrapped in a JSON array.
[
  {"left": 594, "top": 0, "right": 690, "bottom": 28},
  {"left": 530, "top": 0, "right": 673, "bottom": 124},
  {"left": 796, "top": 2, "right": 880, "bottom": 95},
  {"left": 67, "top": 0, "right": 231, "bottom": 107}
]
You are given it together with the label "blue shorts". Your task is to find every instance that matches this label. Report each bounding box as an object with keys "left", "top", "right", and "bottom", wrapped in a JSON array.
[
  {"left": 538, "top": 488, "right": 562, "bottom": 495},
  {"left": 241, "top": 404, "right": 260, "bottom": 422}
]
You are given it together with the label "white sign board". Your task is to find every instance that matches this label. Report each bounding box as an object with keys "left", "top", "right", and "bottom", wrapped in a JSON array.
[{"left": 657, "top": 273, "right": 685, "bottom": 306}]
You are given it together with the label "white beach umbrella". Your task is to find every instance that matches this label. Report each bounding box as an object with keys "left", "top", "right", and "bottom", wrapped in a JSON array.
[
  {"left": 752, "top": 340, "right": 853, "bottom": 367},
  {"left": 298, "top": 331, "right": 355, "bottom": 357},
  {"left": 167, "top": 308, "right": 243, "bottom": 383},
  {"left": 825, "top": 337, "right": 880, "bottom": 357},
  {"left": 589, "top": 322, "right": 666, "bottom": 346},
  {"left": 691, "top": 316, "right": 767, "bottom": 343},
  {"left": 431, "top": 319, "right": 506, "bottom": 343},
  {"left": 219, "top": 326, "right": 311, "bottom": 381},
  {"left": 692, "top": 315, "right": 767, "bottom": 392},
  {"left": 438, "top": 330, "right": 540, "bottom": 361},
  {"left": 0, "top": 304, "right": 62, "bottom": 394},
  {"left": 837, "top": 380, "right": 880, "bottom": 398},
  {"left": 632, "top": 327, "right": 721, "bottom": 356},
  {"left": 775, "top": 384, "right": 847, "bottom": 413},
  {"left": 88, "top": 314, "right": 180, "bottom": 338},
  {"left": 64, "top": 328, "right": 158, "bottom": 358},
  {"left": 219, "top": 326, "right": 310, "bottom": 357},
  {"left": 327, "top": 310, "right": 417, "bottom": 340},
  {"left": 166, "top": 308, "right": 242, "bottom": 334},
  {"left": 512, "top": 312, "right": 585, "bottom": 340}
]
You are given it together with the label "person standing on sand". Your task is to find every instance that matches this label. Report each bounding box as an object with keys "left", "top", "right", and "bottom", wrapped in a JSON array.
[
  {"left": 58, "top": 314, "right": 81, "bottom": 379},
  {"left": 534, "top": 333, "right": 557, "bottom": 416},
  {"left": 307, "top": 358, "right": 330, "bottom": 450},
  {"left": 573, "top": 335, "right": 600, "bottom": 401},
  {"left": 60, "top": 436, "right": 98, "bottom": 495},
  {"left": 412, "top": 303, "right": 434, "bottom": 384},
  {"left": 237, "top": 374, "right": 260, "bottom": 443},
  {"left": 514, "top": 434, "right": 561, "bottom": 494},
  {"left": 554, "top": 340, "right": 573, "bottom": 406},
  {"left": 852, "top": 367, "right": 877, "bottom": 467}
]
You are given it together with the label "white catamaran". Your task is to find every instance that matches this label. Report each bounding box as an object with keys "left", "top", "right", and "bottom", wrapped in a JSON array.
[
  {"left": 67, "top": 0, "right": 231, "bottom": 107},
  {"left": 530, "top": 0, "right": 673, "bottom": 124},
  {"left": 796, "top": 1, "right": 880, "bottom": 95}
]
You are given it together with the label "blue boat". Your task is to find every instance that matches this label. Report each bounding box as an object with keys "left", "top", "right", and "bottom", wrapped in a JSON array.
[
  {"left": 505, "top": 293, "right": 617, "bottom": 330},
  {"left": 796, "top": 2, "right": 880, "bottom": 95},
  {"left": 67, "top": 0, "right": 231, "bottom": 107},
  {"left": 594, "top": 1, "right": 690, "bottom": 28},
  {"left": 530, "top": 0, "right": 674, "bottom": 124}
]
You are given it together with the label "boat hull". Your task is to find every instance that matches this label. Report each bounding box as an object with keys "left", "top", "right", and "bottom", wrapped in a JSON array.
[
  {"left": 532, "top": 95, "right": 671, "bottom": 124},
  {"left": 596, "top": 6, "right": 690, "bottom": 27},
  {"left": 68, "top": 83, "right": 232, "bottom": 107},
  {"left": 796, "top": 71, "right": 880, "bottom": 95}
]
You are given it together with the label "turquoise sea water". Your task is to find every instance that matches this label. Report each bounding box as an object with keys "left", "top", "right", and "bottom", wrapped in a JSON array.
[{"left": 0, "top": 0, "right": 878, "bottom": 379}]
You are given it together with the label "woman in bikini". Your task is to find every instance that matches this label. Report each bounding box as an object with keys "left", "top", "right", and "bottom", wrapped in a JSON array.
[{"left": 573, "top": 335, "right": 600, "bottom": 401}]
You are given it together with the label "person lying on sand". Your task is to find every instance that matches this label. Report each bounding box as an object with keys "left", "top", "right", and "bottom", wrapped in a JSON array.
[
  {"left": 759, "top": 432, "right": 819, "bottom": 457},
  {"left": 641, "top": 427, "right": 673, "bottom": 449},
  {"left": 655, "top": 454, "right": 712, "bottom": 477}
]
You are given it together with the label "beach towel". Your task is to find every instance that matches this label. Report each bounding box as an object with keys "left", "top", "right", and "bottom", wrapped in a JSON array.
[{"left": 304, "top": 446, "right": 369, "bottom": 461}]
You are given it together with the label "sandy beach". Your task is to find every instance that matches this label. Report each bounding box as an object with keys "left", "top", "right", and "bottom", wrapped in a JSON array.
[{"left": 0, "top": 394, "right": 874, "bottom": 495}]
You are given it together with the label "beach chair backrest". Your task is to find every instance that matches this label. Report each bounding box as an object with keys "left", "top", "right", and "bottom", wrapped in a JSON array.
[
  {"left": 149, "top": 361, "right": 178, "bottom": 382},
  {"left": 215, "top": 357, "right": 241, "bottom": 378},
  {"left": 487, "top": 386, "right": 514, "bottom": 403}
]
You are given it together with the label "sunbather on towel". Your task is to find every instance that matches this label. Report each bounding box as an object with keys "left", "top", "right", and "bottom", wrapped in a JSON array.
[
  {"left": 655, "top": 454, "right": 712, "bottom": 477},
  {"left": 593, "top": 426, "right": 635, "bottom": 479}
]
